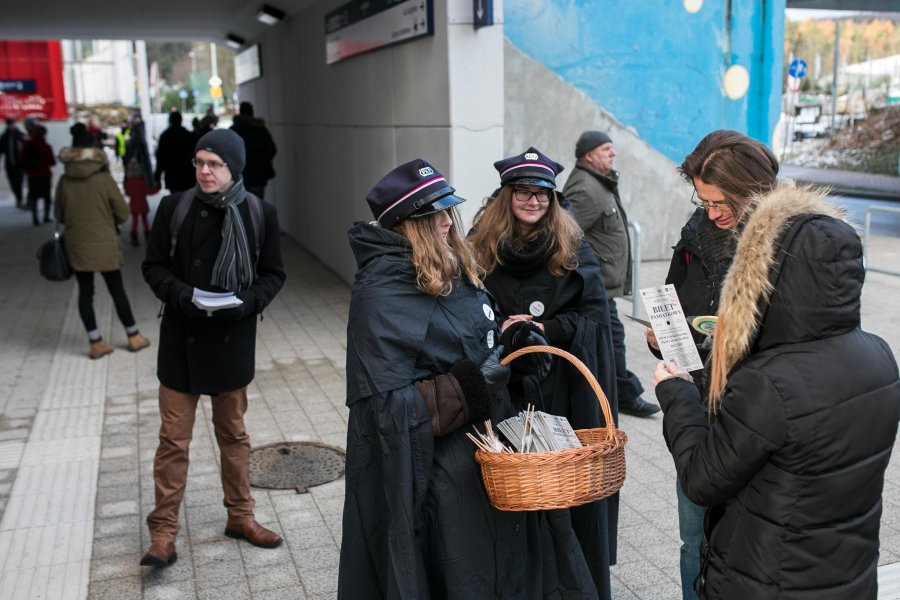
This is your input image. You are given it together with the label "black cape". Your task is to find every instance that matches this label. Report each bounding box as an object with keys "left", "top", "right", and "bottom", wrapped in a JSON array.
[
  {"left": 339, "top": 222, "right": 598, "bottom": 600},
  {"left": 483, "top": 238, "right": 620, "bottom": 599}
]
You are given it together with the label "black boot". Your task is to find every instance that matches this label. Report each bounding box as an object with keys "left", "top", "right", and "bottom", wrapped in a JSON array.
[
  {"left": 130, "top": 231, "right": 139, "bottom": 247},
  {"left": 618, "top": 396, "right": 661, "bottom": 418}
]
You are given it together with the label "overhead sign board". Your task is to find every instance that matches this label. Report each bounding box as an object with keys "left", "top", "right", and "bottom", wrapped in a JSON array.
[
  {"left": 325, "top": 0, "right": 433, "bottom": 65},
  {"left": 235, "top": 44, "right": 262, "bottom": 85}
]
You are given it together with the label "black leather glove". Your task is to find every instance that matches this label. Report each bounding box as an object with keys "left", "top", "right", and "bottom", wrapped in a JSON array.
[
  {"left": 499, "top": 321, "right": 552, "bottom": 380},
  {"left": 478, "top": 345, "right": 510, "bottom": 397},
  {"left": 176, "top": 287, "right": 208, "bottom": 318}
]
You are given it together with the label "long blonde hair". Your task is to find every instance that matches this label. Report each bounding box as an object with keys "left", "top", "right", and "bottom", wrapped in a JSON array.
[
  {"left": 393, "top": 207, "right": 483, "bottom": 296},
  {"left": 469, "top": 186, "right": 581, "bottom": 276}
]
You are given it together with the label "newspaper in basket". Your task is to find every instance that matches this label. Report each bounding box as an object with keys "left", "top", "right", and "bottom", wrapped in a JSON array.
[{"left": 474, "top": 345, "right": 628, "bottom": 511}]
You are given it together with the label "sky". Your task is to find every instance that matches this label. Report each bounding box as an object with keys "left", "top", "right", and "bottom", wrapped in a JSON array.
[{"left": 785, "top": 9, "right": 865, "bottom": 21}]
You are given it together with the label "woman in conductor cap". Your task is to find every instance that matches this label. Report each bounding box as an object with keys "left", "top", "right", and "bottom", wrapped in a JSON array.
[{"left": 338, "top": 159, "right": 599, "bottom": 599}]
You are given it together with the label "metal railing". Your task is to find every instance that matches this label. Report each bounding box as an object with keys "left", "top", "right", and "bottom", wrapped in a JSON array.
[
  {"left": 623, "top": 220, "right": 642, "bottom": 316},
  {"left": 863, "top": 206, "right": 900, "bottom": 277}
]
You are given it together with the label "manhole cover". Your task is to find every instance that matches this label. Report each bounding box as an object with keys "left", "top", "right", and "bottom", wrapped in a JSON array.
[{"left": 249, "top": 441, "right": 346, "bottom": 493}]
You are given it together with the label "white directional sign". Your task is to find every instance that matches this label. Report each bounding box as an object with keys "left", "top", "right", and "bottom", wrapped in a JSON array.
[{"left": 325, "top": 0, "right": 433, "bottom": 65}]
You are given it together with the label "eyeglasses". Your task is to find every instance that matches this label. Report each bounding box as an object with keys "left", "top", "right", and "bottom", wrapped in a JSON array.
[
  {"left": 192, "top": 158, "right": 228, "bottom": 170},
  {"left": 689, "top": 189, "right": 731, "bottom": 213},
  {"left": 512, "top": 188, "right": 551, "bottom": 204}
]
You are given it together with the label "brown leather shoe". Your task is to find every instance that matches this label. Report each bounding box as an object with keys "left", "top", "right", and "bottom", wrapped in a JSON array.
[
  {"left": 224, "top": 518, "right": 283, "bottom": 548},
  {"left": 139, "top": 539, "right": 177, "bottom": 567}
]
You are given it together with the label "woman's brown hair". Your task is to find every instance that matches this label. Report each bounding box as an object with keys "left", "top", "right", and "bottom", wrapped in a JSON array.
[
  {"left": 678, "top": 129, "right": 779, "bottom": 220},
  {"left": 468, "top": 186, "right": 581, "bottom": 277},
  {"left": 393, "top": 207, "right": 483, "bottom": 296}
]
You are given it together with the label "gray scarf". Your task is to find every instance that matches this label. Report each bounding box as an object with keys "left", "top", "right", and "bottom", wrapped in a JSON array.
[{"left": 195, "top": 179, "right": 254, "bottom": 292}]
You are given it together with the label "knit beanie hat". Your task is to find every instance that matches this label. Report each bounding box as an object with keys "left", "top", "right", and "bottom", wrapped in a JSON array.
[
  {"left": 195, "top": 129, "right": 246, "bottom": 180},
  {"left": 575, "top": 130, "right": 612, "bottom": 158}
]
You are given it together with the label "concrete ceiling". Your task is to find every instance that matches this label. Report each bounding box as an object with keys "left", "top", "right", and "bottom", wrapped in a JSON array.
[
  {"left": 0, "top": 0, "right": 315, "bottom": 42},
  {"left": 1, "top": 0, "right": 896, "bottom": 42}
]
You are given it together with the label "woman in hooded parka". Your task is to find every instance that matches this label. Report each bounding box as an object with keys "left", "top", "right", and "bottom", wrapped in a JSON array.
[{"left": 652, "top": 183, "right": 900, "bottom": 599}]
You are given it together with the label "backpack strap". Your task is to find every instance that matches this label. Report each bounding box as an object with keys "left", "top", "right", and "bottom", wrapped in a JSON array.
[{"left": 168, "top": 189, "right": 195, "bottom": 260}]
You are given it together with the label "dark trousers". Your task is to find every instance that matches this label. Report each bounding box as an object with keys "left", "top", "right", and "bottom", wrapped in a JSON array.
[
  {"left": 75, "top": 270, "right": 136, "bottom": 333},
  {"left": 4, "top": 164, "right": 23, "bottom": 204},
  {"left": 607, "top": 296, "right": 644, "bottom": 403},
  {"left": 27, "top": 175, "right": 51, "bottom": 224}
]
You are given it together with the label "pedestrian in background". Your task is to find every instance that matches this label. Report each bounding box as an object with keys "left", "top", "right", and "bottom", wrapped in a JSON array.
[
  {"left": 339, "top": 159, "right": 599, "bottom": 599},
  {"left": 154, "top": 111, "right": 196, "bottom": 194},
  {"left": 646, "top": 129, "right": 779, "bottom": 600},
  {"left": 55, "top": 125, "right": 151, "bottom": 359},
  {"left": 230, "top": 102, "right": 277, "bottom": 199},
  {"left": 114, "top": 119, "right": 130, "bottom": 165},
  {"left": 468, "top": 146, "right": 619, "bottom": 599},
  {"left": 652, "top": 181, "right": 900, "bottom": 599},
  {"left": 123, "top": 115, "right": 159, "bottom": 246},
  {"left": 22, "top": 122, "right": 56, "bottom": 226},
  {"left": 0, "top": 117, "right": 26, "bottom": 208},
  {"left": 140, "top": 129, "right": 286, "bottom": 568},
  {"left": 563, "top": 130, "right": 659, "bottom": 418}
]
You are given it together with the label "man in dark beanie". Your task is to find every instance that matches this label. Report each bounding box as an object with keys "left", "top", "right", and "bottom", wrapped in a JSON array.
[
  {"left": 139, "top": 127, "right": 286, "bottom": 567},
  {"left": 230, "top": 101, "right": 277, "bottom": 200},
  {"left": 563, "top": 130, "right": 660, "bottom": 418}
]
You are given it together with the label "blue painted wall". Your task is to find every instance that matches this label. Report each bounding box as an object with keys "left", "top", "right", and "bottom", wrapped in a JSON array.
[{"left": 504, "top": 0, "right": 785, "bottom": 162}]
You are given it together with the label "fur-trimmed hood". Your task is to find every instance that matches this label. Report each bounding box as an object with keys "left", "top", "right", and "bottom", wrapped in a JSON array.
[
  {"left": 708, "top": 184, "right": 863, "bottom": 403},
  {"left": 59, "top": 146, "right": 109, "bottom": 179}
]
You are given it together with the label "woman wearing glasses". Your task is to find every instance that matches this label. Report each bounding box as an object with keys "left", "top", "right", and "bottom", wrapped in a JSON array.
[
  {"left": 652, "top": 132, "right": 899, "bottom": 599},
  {"left": 646, "top": 129, "right": 779, "bottom": 600},
  {"left": 468, "top": 147, "right": 618, "bottom": 599}
]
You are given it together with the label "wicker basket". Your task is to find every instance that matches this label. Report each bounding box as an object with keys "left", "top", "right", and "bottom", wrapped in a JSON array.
[{"left": 474, "top": 345, "right": 628, "bottom": 511}]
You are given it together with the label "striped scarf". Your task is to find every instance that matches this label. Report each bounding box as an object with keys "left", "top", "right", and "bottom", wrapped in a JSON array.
[{"left": 195, "top": 179, "right": 254, "bottom": 292}]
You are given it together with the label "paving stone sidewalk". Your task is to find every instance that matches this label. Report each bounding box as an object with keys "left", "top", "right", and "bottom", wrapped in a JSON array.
[{"left": 0, "top": 183, "right": 898, "bottom": 599}]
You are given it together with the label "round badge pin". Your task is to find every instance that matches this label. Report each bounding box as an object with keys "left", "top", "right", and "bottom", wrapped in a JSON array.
[
  {"left": 529, "top": 301, "right": 545, "bottom": 317},
  {"left": 486, "top": 330, "right": 495, "bottom": 348},
  {"left": 483, "top": 304, "right": 494, "bottom": 321}
]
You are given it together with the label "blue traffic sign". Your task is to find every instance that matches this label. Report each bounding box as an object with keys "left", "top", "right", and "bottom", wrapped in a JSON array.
[
  {"left": 788, "top": 59, "right": 808, "bottom": 79},
  {"left": 178, "top": 89, "right": 189, "bottom": 99}
]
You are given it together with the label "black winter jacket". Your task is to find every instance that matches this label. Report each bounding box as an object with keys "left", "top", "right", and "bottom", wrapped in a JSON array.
[
  {"left": 230, "top": 115, "right": 277, "bottom": 186},
  {"left": 656, "top": 187, "right": 900, "bottom": 599},
  {"left": 142, "top": 190, "right": 285, "bottom": 394},
  {"left": 153, "top": 124, "right": 196, "bottom": 192}
]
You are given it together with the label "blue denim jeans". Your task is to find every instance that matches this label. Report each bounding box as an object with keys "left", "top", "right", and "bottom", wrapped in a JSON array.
[{"left": 677, "top": 481, "right": 704, "bottom": 600}]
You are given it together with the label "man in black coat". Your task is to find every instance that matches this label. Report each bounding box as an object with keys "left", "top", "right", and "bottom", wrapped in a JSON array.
[
  {"left": 0, "top": 117, "right": 26, "bottom": 208},
  {"left": 153, "top": 111, "right": 196, "bottom": 193},
  {"left": 140, "top": 129, "right": 286, "bottom": 567},
  {"left": 230, "top": 102, "right": 277, "bottom": 199}
]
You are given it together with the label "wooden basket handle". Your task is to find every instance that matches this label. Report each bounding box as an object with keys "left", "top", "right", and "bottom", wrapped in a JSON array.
[{"left": 500, "top": 345, "right": 616, "bottom": 441}]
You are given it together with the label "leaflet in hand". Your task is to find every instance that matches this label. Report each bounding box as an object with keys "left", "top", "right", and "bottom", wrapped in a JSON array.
[
  {"left": 192, "top": 288, "right": 243, "bottom": 311},
  {"left": 639, "top": 284, "right": 704, "bottom": 372}
]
